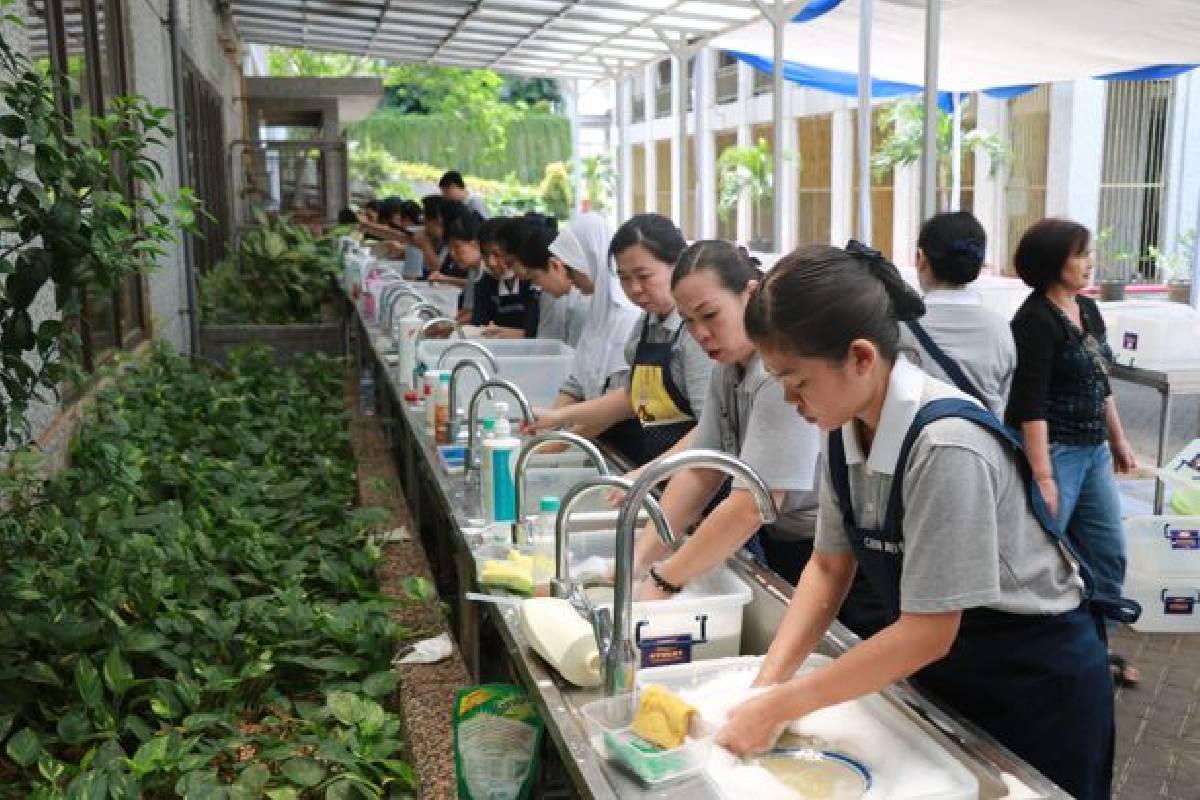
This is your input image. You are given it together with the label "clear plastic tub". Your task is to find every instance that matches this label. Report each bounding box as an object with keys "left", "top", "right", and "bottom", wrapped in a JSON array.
[
  {"left": 580, "top": 692, "right": 712, "bottom": 786},
  {"left": 418, "top": 339, "right": 575, "bottom": 408},
  {"left": 567, "top": 530, "right": 752, "bottom": 661},
  {"left": 1098, "top": 300, "right": 1200, "bottom": 367},
  {"left": 1124, "top": 515, "right": 1200, "bottom": 633}
]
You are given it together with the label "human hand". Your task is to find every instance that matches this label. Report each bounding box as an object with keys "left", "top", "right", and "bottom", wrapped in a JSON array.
[
  {"left": 633, "top": 576, "right": 673, "bottom": 602},
  {"left": 481, "top": 323, "right": 504, "bottom": 338},
  {"left": 1110, "top": 437, "right": 1137, "bottom": 474},
  {"left": 1036, "top": 476, "right": 1059, "bottom": 520},
  {"left": 521, "top": 408, "right": 562, "bottom": 435},
  {"left": 715, "top": 688, "right": 790, "bottom": 756},
  {"left": 607, "top": 466, "right": 644, "bottom": 507}
]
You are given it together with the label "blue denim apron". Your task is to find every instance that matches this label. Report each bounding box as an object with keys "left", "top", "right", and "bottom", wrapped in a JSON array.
[{"left": 827, "top": 398, "right": 1137, "bottom": 800}]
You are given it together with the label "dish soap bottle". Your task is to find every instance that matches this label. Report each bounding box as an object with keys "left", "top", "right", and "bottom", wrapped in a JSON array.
[{"left": 481, "top": 404, "right": 520, "bottom": 527}]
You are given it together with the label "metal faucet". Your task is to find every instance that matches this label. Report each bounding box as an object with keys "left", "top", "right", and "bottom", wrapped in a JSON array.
[
  {"left": 604, "top": 449, "right": 778, "bottom": 696},
  {"left": 412, "top": 316, "right": 464, "bottom": 386},
  {"left": 465, "top": 379, "right": 535, "bottom": 472},
  {"left": 552, "top": 475, "right": 676, "bottom": 619},
  {"left": 436, "top": 340, "right": 499, "bottom": 373},
  {"left": 381, "top": 288, "right": 427, "bottom": 331},
  {"left": 511, "top": 431, "right": 609, "bottom": 543},
  {"left": 447, "top": 359, "right": 491, "bottom": 442}
]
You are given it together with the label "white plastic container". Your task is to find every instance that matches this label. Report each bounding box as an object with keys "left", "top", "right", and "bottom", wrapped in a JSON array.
[
  {"left": 520, "top": 466, "right": 606, "bottom": 518},
  {"left": 1124, "top": 515, "right": 1200, "bottom": 633},
  {"left": 418, "top": 339, "right": 574, "bottom": 408},
  {"left": 580, "top": 691, "right": 712, "bottom": 785},
  {"left": 1098, "top": 300, "right": 1200, "bottom": 367},
  {"left": 481, "top": 416, "right": 520, "bottom": 524},
  {"left": 640, "top": 655, "right": 980, "bottom": 800},
  {"left": 395, "top": 313, "right": 426, "bottom": 391},
  {"left": 567, "top": 530, "right": 751, "bottom": 662}
]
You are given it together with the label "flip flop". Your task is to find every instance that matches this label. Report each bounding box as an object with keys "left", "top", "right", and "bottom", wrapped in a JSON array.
[{"left": 1109, "top": 653, "right": 1141, "bottom": 688}]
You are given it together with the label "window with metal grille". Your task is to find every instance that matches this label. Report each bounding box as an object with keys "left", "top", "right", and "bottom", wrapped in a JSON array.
[
  {"left": 183, "top": 59, "right": 230, "bottom": 274},
  {"left": 714, "top": 130, "right": 738, "bottom": 241},
  {"left": 632, "top": 143, "right": 647, "bottom": 213},
  {"left": 1003, "top": 85, "right": 1050, "bottom": 276},
  {"left": 796, "top": 114, "right": 832, "bottom": 247},
  {"left": 1097, "top": 79, "right": 1175, "bottom": 282}
]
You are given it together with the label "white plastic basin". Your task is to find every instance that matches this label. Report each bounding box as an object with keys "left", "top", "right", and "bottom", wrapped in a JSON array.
[{"left": 419, "top": 339, "right": 574, "bottom": 408}]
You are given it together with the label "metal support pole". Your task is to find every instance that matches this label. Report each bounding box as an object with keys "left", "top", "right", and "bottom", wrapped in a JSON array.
[
  {"left": 612, "top": 67, "right": 627, "bottom": 222},
  {"left": 169, "top": 0, "right": 199, "bottom": 355},
  {"left": 694, "top": 46, "right": 711, "bottom": 238},
  {"left": 920, "top": 0, "right": 941, "bottom": 220},
  {"left": 772, "top": 1, "right": 785, "bottom": 253},
  {"left": 566, "top": 78, "right": 583, "bottom": 215},
  {"left": 677, "top": 44, "right": 688, "bottom": 227},
  {"left": 950, "top": 91, "right": 963, "bottom": 211},
  {"left": 855, "top": 0, "right": 873, "bottom": 243}
]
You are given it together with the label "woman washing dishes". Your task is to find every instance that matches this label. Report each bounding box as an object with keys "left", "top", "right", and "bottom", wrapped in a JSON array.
[
  {"left": 631, "top": 241, "right": 824, "bottom": 591},
  {"left": 525, "top": 214, "right": 713, "bottom": 464},
  {"left": 502, "top": 214, "right": 588, "bottom": 347},
  {"left": 899, "top": 211, "right": 1015, "bottom": 415},
  {"left": 716, "top": 242, "right": 1125, "bottom": 800},
  {"left": 1006, "top": 218, "right": 1141, "bottom": 687},
  {"left": 457, "top": 216, "right": 540, "bottom": 339}
]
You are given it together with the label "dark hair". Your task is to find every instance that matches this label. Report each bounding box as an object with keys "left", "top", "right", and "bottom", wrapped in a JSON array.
[
  {"left": 502, "top": 216, "right": 556, "bottom": 272},
  {"left": 363, "top": 199, "right": 381, "bottom": 214},
  {"left": 918, "top": 211, "right": 987, "bottom": 285},
  {"left": 398, "top": 200, "right": 422, "bottom": 225},
  {"left": 609, "top": 213, "right": 687, "bottom": 266},
  {"left": 439, "top": 170, "right": 466, "bottom": 189},
  {"left": 445, "top": 212, "right": 483, "bottom": 243},
  {"left": 421, "top": 195, "right": 445, "bottom": 222},
  {"left": 745, "top": 242, "right": 925, "bottom": 362},
  {"left": 1013, "top": 218, "right": 1091, "bottom": 292},
  {"left": 439, "top": 200, "right": 470, "bottom": 230},
  {"left": 377, "top": 196, "right": 407, "bottom": 227},
  {"left": 672, "top": 240, "right": 762, "bottom": 292},
  {"left": 479, "top": 217, "right": 509, "bottom": 246},
  {"left": 337, "top": 207, "right": 358, "bottom": 226}
]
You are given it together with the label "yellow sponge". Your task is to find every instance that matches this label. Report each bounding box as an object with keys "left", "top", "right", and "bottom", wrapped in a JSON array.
[
  {"left": 480, "top": 559, "right": 534, "bottom": 595},
  {"left": 631, "top": 685, "right": 695, "bottom": 750}
]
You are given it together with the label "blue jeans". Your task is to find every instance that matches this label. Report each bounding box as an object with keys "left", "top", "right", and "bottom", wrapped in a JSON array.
[{"left": 1051, "top": 442, "right": 1127, "bottom": 605}]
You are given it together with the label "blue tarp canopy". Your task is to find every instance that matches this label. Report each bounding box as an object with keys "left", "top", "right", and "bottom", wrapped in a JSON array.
[{"left": 715, "top": 0, "right": 1200, "bottom": 100}]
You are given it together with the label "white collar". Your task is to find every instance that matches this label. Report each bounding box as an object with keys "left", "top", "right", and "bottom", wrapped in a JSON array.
[
  {"left": 654, "top": 308, "right": 683, "bottom": 331},
  {"left": 924, "top": 287, "right": 982, "bottom": 306},
  {"left": 840, "top": 357, "right": 927, "bottom": 476}
]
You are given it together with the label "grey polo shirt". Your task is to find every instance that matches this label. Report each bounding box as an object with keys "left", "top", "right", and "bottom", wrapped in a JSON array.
[
  {"left": 538, "top": 289, "right": 587, "bottom": 348},
  {"left": 898, "top": 288, "right": 1016, "bottom": 417},
  {"left": 614, "top": 310, "right": 713, "bottom": 420},
  {"left": 691, "top": 353, "right": 820, "bottom": 540},
  {"left": 814, "top": 358, "right": 1084, "bottom": 615}
]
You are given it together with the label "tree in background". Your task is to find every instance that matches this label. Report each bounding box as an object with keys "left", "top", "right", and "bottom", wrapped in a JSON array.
[{"left": 578, "top": 154, "right": 615, "bottom": 212}]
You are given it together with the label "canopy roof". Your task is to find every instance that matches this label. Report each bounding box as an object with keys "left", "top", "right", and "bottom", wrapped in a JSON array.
[
  {"left": 229, "top": 0, "right": 762, "bottom": 79},
  {"left": 714, "top": 0, "right": 1200, "bottom": 94}
]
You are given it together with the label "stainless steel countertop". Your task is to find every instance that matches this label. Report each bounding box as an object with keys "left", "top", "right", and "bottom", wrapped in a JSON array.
[{"left": 356, "top": 316, "right": 1070, "bottom": 800}]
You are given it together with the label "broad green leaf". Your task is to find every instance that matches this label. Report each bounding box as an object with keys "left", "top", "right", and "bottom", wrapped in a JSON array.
[
  {"left": 324, "top": 778, "right": 354, "bottom": 800},
  {"left": 26, "top": 660, "right": 63, "bottom": 687},
  {"left": 235, "top": 763, "right": 270, "bottom": 793},
  {"left": 122, "top": 627, "right": 169, "bottom": 652},
  {"left": 266, "top": 790, "right": 299, "bottom": 800},
  {"left": 56, "top": 709, "right": 92, "bottom": 745},
  {"left": 130, "top": 734, "right": 170, "bottom": 775},
  {"left": 65, "top": 769, "right": 109, "bottom": 800},
  {"left": 0, "top": 712, "right": 14, "bottom": 743},
  {"left": 76, "top": 656, "right": 104, "bottom": 709},
  {"left": 382, "top": 759, "right": 417, "bottom": 788},
  {"left": 281, "top": 757, "right": 325, "bottom": 787},
  {"left": 327, "top": 691, "right": 365, "bottom": 726},
  {"left": 6, "top": 727, "right": 41, "bottom": 767},
  {"left": 103, "top": 648, "right": 134, "bottom": 695},
  {"left": 359, "top": 698, "right": 386, "bottom": 737},
  {"left": 361, "top": 671, "right": 399, "bottom": 699}
]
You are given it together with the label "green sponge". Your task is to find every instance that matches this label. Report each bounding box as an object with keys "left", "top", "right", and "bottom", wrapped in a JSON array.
[{"left": 603, "top": 728, "right": 688, "bottom": 784}]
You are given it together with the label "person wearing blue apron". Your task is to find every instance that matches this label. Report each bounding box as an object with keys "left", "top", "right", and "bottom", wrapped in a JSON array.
[
  {"left": 717, "top": 241, "right": 1137, "bottom": 800},
  {"left": 525, "top": 214, "right": 712, "bottom": 465},
  {"left": 632, "top": 241, "right": 823, "bottom": 597},
  {"left": 472, "top": 217, "right": 541, "bottom": 338},
  {"left": 898, "top": 211, "right": 1016, "bottom": 416}
]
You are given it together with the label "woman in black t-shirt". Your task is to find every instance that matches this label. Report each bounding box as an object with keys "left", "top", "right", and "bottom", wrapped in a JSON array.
[{"left": 1006, "top": 217, "right": 1140, "bottom": 687}]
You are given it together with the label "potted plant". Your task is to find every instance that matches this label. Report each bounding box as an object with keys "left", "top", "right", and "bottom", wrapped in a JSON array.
[
  {"left": 717, "top": 138, "right": 774, "bottom": 250},
  {"left": 577, "top": 153, "right": 615, "bottom": 213},
  {"left": 1094, "top": 227, "right": 1137, "bottom": 302},
  {"left": 1148, "top": 229, "right": 1195, "bottom": 304}
]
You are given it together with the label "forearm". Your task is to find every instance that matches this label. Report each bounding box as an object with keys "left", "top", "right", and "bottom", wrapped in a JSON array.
[
  {"left": 655, "top": 489, "right": 778, "bottom": 587},
  {"left": 1020, "top": 420, "right": 1053, "bottom": 480},
  {"left": 1104, "top": 397, "right": 1127, "bottom": 443},
  {"left": 558, "top": 389, "right": 635, "bottom": 437},
  {"left": 359, "top": 221, "right": 403, "bottom": 241},
  {"left": 633, "top": 468, "right": 724, "bottom": 572},
  {"left": 756, "top": 552, "right": 855, "bottom": 686},
  {"left": 766, "top": 612, "right": 959, "bottom": 721}
]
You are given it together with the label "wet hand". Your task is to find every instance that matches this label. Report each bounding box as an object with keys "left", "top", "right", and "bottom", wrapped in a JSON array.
[
  {"left": 715, "top": 689, "right": 789, "bottom": 756},
  {"left": 633, "top": 576, "right": 673, "bottom": 603},
  {"left": 521, "top": 408, "right": 561, "bottom": 435}
]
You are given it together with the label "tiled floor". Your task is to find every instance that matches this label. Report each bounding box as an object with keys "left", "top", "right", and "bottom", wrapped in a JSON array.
[{"left": 1110, "top": 627, "right": 1200, "bottom": 799}]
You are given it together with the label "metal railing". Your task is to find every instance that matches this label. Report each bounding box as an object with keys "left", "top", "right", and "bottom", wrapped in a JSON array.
[
  {"left": 228, "top": 139, "right": 350, "bottom": 237},
  {"left": 715, "top": 65, "right": 738, "bottom": 104}
]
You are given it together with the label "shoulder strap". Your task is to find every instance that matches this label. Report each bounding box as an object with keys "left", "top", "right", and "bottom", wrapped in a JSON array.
[
  {"left": 826, "top": 430, "right": 860, "bottom": 533},
  {"left": 904, "top": 320, "right": 986, "bottom": 404},
  {"left": 883, "top": 398, "right": 1140, "bottom": 624}
]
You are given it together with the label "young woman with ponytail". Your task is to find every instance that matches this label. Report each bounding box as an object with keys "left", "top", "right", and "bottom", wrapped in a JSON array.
[{"left": 716, "top": 241, "right": 1118, "bottom": 800}]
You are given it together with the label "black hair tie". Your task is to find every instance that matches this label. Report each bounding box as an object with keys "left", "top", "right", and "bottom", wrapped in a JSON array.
[
  {"left": 846, "top": 238, "right": 892, "bottom": 278},
  {"left": 949, "top": 239, "right": 985, "bottom": 261}
]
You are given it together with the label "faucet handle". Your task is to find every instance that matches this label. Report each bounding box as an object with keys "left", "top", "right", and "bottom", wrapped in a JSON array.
[{"left": 588, "top": 606, "right": 613, "bottom": 655}]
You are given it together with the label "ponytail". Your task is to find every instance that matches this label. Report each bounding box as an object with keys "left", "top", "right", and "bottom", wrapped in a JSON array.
[{"left": 745, "top": 240, "right": 925, "bottom": 362}]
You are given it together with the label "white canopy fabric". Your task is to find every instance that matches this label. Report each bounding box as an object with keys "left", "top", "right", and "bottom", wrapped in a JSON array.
[{"left": 713, "top": 0, "right": 1200, "bottom": 93}]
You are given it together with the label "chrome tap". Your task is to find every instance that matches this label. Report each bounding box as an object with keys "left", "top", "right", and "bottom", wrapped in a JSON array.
[
  {"left": 605, "top": 449, "right": 778, "bottom": 696},
  {"left": 436, "top": 340, "right": 499, "bottom": 373},
  {"left": 381, "top": 288, "right": 427, "bottom": 331},
  {"left": 552, "top": 474, "right": 676, "bottom": 619},
  {"left": 465, "top": 379, "right": 535, "bottom": 472},
  {"left": 447, "top": 359, "right": 491, "bottom": 442},
  {"left": 511, "top": 431, "right": 609, "bottom": 543},
  {"left": 412, "top": 316, "right": 464, "bottom": 386}
]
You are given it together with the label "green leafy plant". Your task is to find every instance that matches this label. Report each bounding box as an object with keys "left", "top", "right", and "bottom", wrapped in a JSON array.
[
  {"left": 871, "top": 98, "right": 1012, "bottom": 212},
  {"left": 577, "top": 154, "right": 614, "bottom": 213},
  {"left": 1094, "top": 226, "right": 1140, "bottom": 284},
  {"left": 200, "top": 213, "right": 342, "bottom": 324},
  {"left": 717, "top": 139, "right": 774, "bottom": 223},
  {"left": 539, "top": 161, "right": 573, "bottom": 220},
  {"left": 0, "top": 345, "right": 415, "bottom": 797},
  {"left": 1147, "top": 229, "right": 1195, "bottom": 284},
  {"left": 0, "top": 0, "right": 201, "bottom": 446}
]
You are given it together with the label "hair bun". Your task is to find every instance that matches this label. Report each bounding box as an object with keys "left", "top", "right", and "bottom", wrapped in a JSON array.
[
  {"left": 949, "top": 239, "right": 985, "bottom": 262},
  {"left": 844, "top": 239, "right": 925, "bottom": 322}
]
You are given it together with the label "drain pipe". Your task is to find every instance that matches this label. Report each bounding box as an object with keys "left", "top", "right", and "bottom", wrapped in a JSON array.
[{"left": 169, "top": 0, "right": 200, "bottom": 355}]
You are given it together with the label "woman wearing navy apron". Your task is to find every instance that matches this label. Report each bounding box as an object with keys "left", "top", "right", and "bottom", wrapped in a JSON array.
[
  {"left": 898, "top": 211, "right": 1016, "bottom": 415},
  {"left": 469, "top": 217, "right": 540, "bottom": 338},
  {"left": 525, "top": 214, "right": 712, "bottom": 464},
  {"left": 716, "top": 242, "right": 1132, "bottom": 800}
]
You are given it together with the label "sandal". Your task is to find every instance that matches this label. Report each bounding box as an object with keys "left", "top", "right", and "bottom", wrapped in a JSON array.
[{"left": 1109, "top": 653, "right": 1141, "bottom": 688}]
